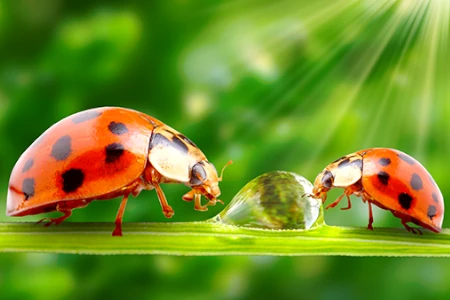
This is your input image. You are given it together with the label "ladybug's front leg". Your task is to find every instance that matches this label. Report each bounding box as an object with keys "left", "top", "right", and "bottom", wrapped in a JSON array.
[
  {"left": 183, "top": 190, "right": 223, "bottom": 211},
  {"left": 327, "top": 183, "right": 363, "bottom": 211},
  {"left": 183, "top": 190, "right": 207, "bottom": 211},
  {"left": 206, "top": 198, "right": 224, "bottom": 206},
  {"left": 193, "top": 193, "right": 208, "bottom": 212},
  {"left": 182, "top": 190, "right": 195, "bottom": 202},
  {"left": 325, "top": 194, "right": 345, "bottom": 210},
  {"left": 326, "top": 189, "right": 354, "bottom": 210}
]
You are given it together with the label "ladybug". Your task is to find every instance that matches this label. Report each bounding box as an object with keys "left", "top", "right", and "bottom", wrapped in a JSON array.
[
  {"left": 6, "top": 107, "right": 231, "bottom": 236},
  {"left": 312, "top": 148, "right": 444, "bottom": 234}
]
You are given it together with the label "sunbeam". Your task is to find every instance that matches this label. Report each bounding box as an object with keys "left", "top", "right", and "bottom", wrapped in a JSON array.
[
  {"left": 415, "top": 0, "right": 445, "bottom": 158},
  {"left": 297, "top": 0, "right": 405, "bottom": 174},
  {"left": 363, "top": 0, "right": 428, "bottom": 148},
  {"left": 179, "top": 0, "right": 450, "bottom": 184}
]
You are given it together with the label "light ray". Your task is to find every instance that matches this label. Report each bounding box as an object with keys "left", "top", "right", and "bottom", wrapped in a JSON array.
[
  {"left": 235, "top": 0, "right": 394, "bottom": 135},
  {"left": 441, "top": 0, "right": 450, "bottom": 154},
  {"left": 251, "top": 0, "right": 372, "bottom": 118},
  {"left": 363, "top": 0, "right": 428, "bottom": 147},
  {"left": 298, "top": 0, "right": 405, "bottom": 174},
  {"left": 195, "top": 0, "right": 450, "bottom": 177},
  {"left": 415, "top": 0, "right": 440, "bottom": 158}
]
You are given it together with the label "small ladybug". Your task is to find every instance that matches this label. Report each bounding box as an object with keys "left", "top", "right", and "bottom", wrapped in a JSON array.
[
  {"left": 312, "top": 148, "right": 444, "bottom": 234},
  {"left": 6, "top": 107, "right": 231, "bottom": 236}
]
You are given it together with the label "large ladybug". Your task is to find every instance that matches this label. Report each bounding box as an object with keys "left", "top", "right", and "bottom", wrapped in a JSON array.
[
  {"left": 312, "top": 148, "right": 444, "bottom": 234},
  {"left": 6, "top": 107, "right": 231, "bottom": 236}
]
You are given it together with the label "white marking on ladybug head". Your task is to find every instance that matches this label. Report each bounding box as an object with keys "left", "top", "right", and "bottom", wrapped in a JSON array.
[
  {"left": 312, "top": 154, "right": 363, "bottom": 200},
  {"left": 148, "top": 126, "right": 206, "bottom": 183},
  {"left": 149, "top": 126, "right": 232, "bottom": 205},
  {"left": 329, "top": 157, "right": 363, "bottom": 187}
]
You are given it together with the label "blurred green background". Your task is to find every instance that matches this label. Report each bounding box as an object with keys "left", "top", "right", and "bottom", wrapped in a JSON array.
[{"left": 1, "top": 0, "right": 450, "bottom": 299}]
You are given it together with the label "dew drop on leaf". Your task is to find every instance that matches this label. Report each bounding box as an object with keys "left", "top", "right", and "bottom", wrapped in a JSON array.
[{"left": 212, "top": 171, "right": 325, "bottom": 229}]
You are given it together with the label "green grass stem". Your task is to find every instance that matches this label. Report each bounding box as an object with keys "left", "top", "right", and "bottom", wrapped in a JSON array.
[{"left": 1, "top": 222, "right": 449, "bottom": 256}]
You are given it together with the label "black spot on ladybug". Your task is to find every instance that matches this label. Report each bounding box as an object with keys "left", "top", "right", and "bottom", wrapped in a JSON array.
[
  {"left": 378, "top": 158, "right": 391, "bottom": 166},
  {"left": 427, "top": 205, "right": 437, "bottom": 220},
  {"left": 178, "top": 134, "right": 197, "bottom": 148},
  {"left": 22, "top": 178, "right": 35, "bottom": 200},
  {"left": 432, "top": 192, "right": 439, "bottom": 203},
  {"left": 337, "top": 158, "right": 363, "bottom": 171},
  {"left": 377, "top": 171, "right": 390, "bottom": 185},
  {"left": 397, "top": 152, "right": 415, "bottom": 165},
  {"left": 62, "top": 169, "right": 85, "bottom": 193},
  {"left": 149, "top": 133, "right": 191, "bottom": 154},
  {"left": 398, "top": 193, "right": 413, "bottom": 210},
  {"left": 105, "top": 143, "right": 125, "bottom": 163},
  {"left": 22, "top": 159, "right": 34, "bottom": 173},
  {"left": 149, "top": 133, "right": 170, "bottom": 150},
  {"left": 337, "top": 158, "right": 351, "bottom": 168},
  {"left": 72, "top": 110, "right": 102, "bottom": 124},
  {"left": 51, "top": 135, "right": 72, "bottom": 161},
  {"left": 108, "top": 122, "right": 129, "bottom": 135},
  {"left": 171, "top": 135, "right": 189, "bottom": 153},
  {"left": 410, "top": 173, "right": 423, "bottom": 191},
  {"left": 332, "top": 156, "right": 347, "bottom": 163}
]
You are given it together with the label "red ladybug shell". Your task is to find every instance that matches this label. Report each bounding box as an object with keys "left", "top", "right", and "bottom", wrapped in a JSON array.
[
  {"left": 312, "top": 148, "right": 444, "bottom": 233},
  {"left": 7, "top": 107, "right": 164, "bottom": 216},
  {"left": 359, "top": 148, "right": 444, "bottom": 232}
]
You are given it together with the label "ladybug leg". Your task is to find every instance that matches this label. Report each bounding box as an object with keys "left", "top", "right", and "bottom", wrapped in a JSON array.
[
  {"left": 400, "top": 219, "right": 423, "bottom": 235},
  {"left": 182, "top": 190, "right": 195, "bottom": 202},
  {"left": 206, "top": 198, "right": 224, "bottom": 206},
  {"left": 184, "top": 189, "right": 223, "bottom": 210},
  {"left": 340, "top": 195, "right": 352, "bottom": 210},
  {"left": 145, "top": 164, "right": 175, "bottom": 218},
  {"left": 326, "top": 194, "right": 345, "bottom": 209},
  {"left": 313, "top": 192, "right": 327, "bottom": 203},
  {"left": 37, "top": 200, "right": 88, "bottom": 227},
  {"left": 194, "top": 193, "right": 208, "bottom": 211},
  {"left": 154, "top": 183, "right": 175, "bottom": 218},
  {"left": 37, "top": 209, "right": 72, "bottom": 227},
  {"left": 112, "top": 194, "right": 130, "bottom": 237},
  {"left": 367, "top": 201, "right": 374, "bottom": 231}
]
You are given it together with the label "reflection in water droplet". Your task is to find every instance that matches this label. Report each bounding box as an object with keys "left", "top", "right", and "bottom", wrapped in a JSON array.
[{"left": 212, "top": 171, "right": 324, "bottom": 229}]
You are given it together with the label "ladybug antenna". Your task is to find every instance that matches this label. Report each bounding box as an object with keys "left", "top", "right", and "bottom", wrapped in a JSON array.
[{"left": 218, "top": 160, "right": 233, "bottom": 182}]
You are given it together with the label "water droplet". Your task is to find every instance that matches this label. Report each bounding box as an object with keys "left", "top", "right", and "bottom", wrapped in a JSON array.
[{"left": 212, "top": 171, "right": 324, "bottom": 229}]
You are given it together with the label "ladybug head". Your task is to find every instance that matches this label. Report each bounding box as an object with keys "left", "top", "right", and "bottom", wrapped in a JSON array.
[
  {"left": 312, "top": 170, "right": 334, "bottom": 202},
  {"left": 183, "top": 160, "right": 232, "bottom": 202},
  {"left": 312, "top": 154, "right": 364, "bottom": 202}
]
